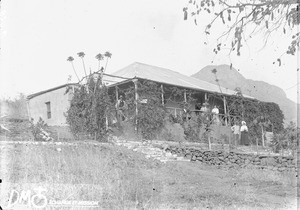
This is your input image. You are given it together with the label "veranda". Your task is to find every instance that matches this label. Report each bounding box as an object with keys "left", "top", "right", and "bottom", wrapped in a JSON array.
[{"left": 107, "top": 77, "right": 242, "bottom": 129}]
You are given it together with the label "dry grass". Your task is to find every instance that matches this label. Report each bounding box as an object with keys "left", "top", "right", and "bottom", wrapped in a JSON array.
[
  {"left": 1, "top": 142, "right": 163, "bottom": 209},
  {"left": 0, "top": 142, "right": 297, "bottom": 209}
]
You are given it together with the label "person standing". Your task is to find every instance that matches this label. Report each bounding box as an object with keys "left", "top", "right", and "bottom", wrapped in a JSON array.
[
  {"left": 200, "top": 103, "right": 207, "bottom": 113},
  {"left": 231, "top": 121, "right": 240, "bottom": 146},
  {"left": 211, "top": 105, "right": 220, "bottom": 124},
  {"left": 115, "top": 95, "right": 127, "bottom": 121},
  {"left": 200, "top": 102, "right": 210, "bottom": 121},
  {"left": 240, "top": 121, "right": 249, "bottom": 146}
]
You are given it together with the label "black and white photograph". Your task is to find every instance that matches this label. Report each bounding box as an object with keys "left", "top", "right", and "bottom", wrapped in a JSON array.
[{"left": 0, "top": 0, "right": 299, "bottom": 209}]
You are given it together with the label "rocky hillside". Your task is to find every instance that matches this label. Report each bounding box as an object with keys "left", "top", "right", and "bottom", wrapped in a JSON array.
[{"left": 191, "top": 65, "right": 297, "bottom": 123}]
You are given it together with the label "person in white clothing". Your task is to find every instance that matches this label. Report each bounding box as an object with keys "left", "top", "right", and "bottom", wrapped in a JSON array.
[
  {"left": 211, "top": 105, "right": 220, "bottom": 124},
  {"left": 212, "top": 105, "right": 219, "bottom": 114},
  {"left": 240, "top": 121, "right": 249, "bottom": 145},
  {"left": 231, "top": 121, "right": 240, "bottom": 146}
]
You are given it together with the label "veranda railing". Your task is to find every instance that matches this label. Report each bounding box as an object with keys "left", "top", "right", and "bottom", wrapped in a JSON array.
[{"left": 165, "top": 107, "right": 241, "bottom": 126}]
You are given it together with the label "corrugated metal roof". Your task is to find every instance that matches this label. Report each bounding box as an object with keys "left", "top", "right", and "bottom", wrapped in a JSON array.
[
  {"left": 26, "top": 73, "right": 130, "bottom": 100},
  {"left": 111, "top": 62, "right": 254, "bottom": 98}
]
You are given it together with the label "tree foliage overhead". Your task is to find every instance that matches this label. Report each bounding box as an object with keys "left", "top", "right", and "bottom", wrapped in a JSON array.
[{"left": 184, "top": 0, "right": 299, "bottom": 63}]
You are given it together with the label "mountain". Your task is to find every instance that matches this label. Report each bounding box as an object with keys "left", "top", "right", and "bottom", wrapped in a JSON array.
[{"left": 191, "top": 64, "right": 297, "bottom": 123}]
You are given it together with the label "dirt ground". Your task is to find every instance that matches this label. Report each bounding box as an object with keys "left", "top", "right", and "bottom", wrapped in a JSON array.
[{"left": 0, "top": 141, "right": 298, "bottom": 209}]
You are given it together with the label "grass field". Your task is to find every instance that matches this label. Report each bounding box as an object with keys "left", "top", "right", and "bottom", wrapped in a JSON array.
[{"left": 0, "top": 141, "right": 297, "bottom": 209}]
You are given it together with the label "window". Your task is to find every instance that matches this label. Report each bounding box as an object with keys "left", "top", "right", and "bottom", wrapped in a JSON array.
[{"left": 45, "top": 102, "right": 51, "bottom": 119}]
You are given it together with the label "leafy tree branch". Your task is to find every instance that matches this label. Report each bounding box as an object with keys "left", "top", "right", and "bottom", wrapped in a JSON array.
[{"left": 184, "top": 0, "right": 300, "bottom": 63}]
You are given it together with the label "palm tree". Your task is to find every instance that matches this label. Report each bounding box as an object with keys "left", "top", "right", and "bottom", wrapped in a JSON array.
[
  {"left": 95, "top": 53, "right": 104, "bottom": 72},
  {"left": 77, "top": 52, "right": 87, "bottom": 78},
  {"left": 104, "top": 51, "right": 112, "bottom": 72},
  {"left": 67, "top": 56, "right": 80, "bottom": 82}
]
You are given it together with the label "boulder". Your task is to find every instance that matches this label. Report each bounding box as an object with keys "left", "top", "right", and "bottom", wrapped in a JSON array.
[
  {"left": 196, "top": 156, "right": 203, "bottom": 161},
  {"left": 185, "top": 154, "right": 192, "bottom": 159},
  {"left": 191, "top": 155, "right": 197, "bottom": 161}
]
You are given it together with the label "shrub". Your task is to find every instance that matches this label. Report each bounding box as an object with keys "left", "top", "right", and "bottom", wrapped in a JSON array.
[
  {"left": 30, "top": 117, "right": 54, "bottom": 141},
  {"left": 125, "top": 80, "right": 167, "bottom": 140},
  {"left": 137, "top": 102, "right": 166, "bottom": 139},
  {"left": 66, "top": 76, "right": 112, "bottom": 141},
  {"left": 120, "top": 121, "right": 139, "bottom": 140},
  {"left": 160, "top": 121, "right": 186, "bottom": 142},
  {"left": 271, "top": 121, "right": 298, "bottom": 154},
  {"left": 182, "top": 112, "right": 202, "bottom": 142},
  {"left": 226, "top": 95, "right": 284, "bottom": 142},
  {"left": 181, "top": 112, "right": 214, "bottom": 143}
]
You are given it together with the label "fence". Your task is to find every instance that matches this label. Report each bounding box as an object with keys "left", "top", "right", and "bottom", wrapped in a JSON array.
[
  {"left": 109, "top": 105, "right": 241, "bottom": 127},
  {"left": 165, "top": 107, "right": 241, "bottom": 126}
]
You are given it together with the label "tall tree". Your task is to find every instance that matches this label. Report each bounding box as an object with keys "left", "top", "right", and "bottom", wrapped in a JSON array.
[
  {"left": 66, "top": 77, "right": 112, "bottom": 141},
  {"left": 67, "top": 56, "right": 80, "bottom": 82},
  {"left": 184, "top": 0, "right": 299, "bottom": 64},
  {"left": 104, "top": 51, "right": 112, "bottom": 73},
  {"left": 77, "top": 52, "right": 88, "bottom": 78},
  {"left": 66, "top": 52, "right": 113, "bottom": 141}
]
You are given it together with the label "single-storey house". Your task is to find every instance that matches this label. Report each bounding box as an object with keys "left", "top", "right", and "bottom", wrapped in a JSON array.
[{"left": 27, "top": 62, "right": 254, "bottom": 126}]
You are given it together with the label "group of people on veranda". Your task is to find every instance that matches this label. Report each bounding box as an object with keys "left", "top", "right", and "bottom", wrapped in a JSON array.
[
  {"left": 198, "top": 102, "right": 250, "bottom": 146},
  {"left": 231, "top": 120, "right": 249, "bottom": 146},
  {"left": 115, "top": 96, "right": 250, "bottom": 147},
  {"left": 198, "top": 103, "right": 220, "bottom": 124}
]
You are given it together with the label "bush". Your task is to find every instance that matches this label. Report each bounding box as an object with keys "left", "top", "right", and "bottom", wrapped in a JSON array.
[
  {"left": 137, "top": 102, "right": 166, "bottom": 139},
  {"left": 160, "top": 121, "right": 186, "bottom": 142},
  {"left": 120, "top": 121, "right": 139, "bottom": 140},
  {"left": 66, "top": 76, "right": 112, "bottom": 141},
  {"left": 125, "top": 80, "right": 167, "bottom": 140},
  {"left": 182, "top": 113, "right": 201, "bottom": 141},
  {"left": 271, "top": 121, "right": 298, "bottom": 154},
  {"left": 30, "top": 117, "right": 55, "bottom": 141},
  {"left": 226, "top": 95, "right": 284, "bottom": 141},
  {"left": 173, "top": 112, "right": 211, "bottom": 143}
]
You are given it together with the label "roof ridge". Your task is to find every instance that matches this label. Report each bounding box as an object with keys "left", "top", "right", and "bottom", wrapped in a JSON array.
[
  {"left": 27, "top": 83, "right": 78, "bottom": 100},
  {"left": 133, "top": 62, "right": 183, "bottom": 75}
]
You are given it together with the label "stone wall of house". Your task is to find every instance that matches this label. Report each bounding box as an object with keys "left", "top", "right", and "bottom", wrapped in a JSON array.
[{"left": 165, "top": 145, "right": 296, "bottom": 172}]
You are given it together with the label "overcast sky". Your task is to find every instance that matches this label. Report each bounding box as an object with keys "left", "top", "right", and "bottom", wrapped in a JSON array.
[{"left": 0, "top": 0, "right": 298, "bottom": 103}]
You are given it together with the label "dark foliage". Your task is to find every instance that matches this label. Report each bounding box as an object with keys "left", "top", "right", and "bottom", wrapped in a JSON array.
[
  {"left": 226, "top": 95, "right": 284, "bottom": 142},
  {"left": 271, "top": 121, "right": 298, "bottom": 154},
  {"left": 29, "top": 117, "right": 54, "bottom": 141},
  {"left": 66, "top": 75, "right": 112, "bottom": 141},
  {"left": 125, "top": 80, "right": 167, "bottom": 139},
  {"left": 258, "top": 102, "right": 284, "bottom": 132}
]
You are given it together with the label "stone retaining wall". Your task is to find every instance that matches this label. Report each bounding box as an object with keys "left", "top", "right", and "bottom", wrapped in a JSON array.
[{"left": 165, "top": 146, "right": 296, "bottom": 172}]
